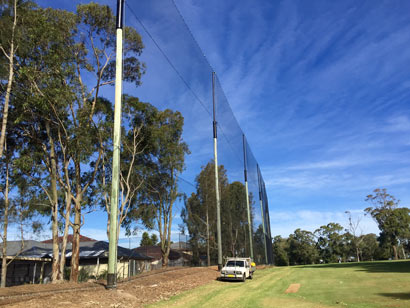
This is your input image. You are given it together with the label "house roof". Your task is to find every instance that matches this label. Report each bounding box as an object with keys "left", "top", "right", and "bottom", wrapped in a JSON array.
[
  {"left": 41, "top": 235, "right": 97, "bottom": 244},
  {"left": 1, "top": 240, "right": 152, "bottom": 261},
  {"left": 0, "top": 240, "right": 51, "bottom": 257},
  {"left": 170, "top": 242, "right": 192, "bottom": 251},
  {"left": 20, "top": 246, "right": 53, "bottom": 259},
  {"left": 133, "top": 245, "right": 191, "bottom": 261},
  {"left": 66, "top": 241, "right": 152, "bottom": 260},
  {"left": 133, "top": 246, "right": 163, "bottom": 260}
]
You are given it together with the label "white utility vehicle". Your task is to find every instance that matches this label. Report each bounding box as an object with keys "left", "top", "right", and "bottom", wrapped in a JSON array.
[{"left": 220, "top": 257, "right": 254, "bottom": 282}]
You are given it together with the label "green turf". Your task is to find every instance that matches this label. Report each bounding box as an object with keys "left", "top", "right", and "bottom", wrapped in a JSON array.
[{"left": 148, "top": 260, "right": 410, "bottom": 308}]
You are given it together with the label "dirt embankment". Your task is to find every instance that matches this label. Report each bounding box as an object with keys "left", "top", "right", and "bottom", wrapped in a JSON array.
[{"left": 0, "top": 267, "right": 220, "bottom": 308}]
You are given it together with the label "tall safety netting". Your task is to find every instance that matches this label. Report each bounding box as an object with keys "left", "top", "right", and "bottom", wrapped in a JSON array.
[
  {"left": 213, "top": 74, "right": 252, "bottom": 260},
  {"left": 34, "top": 0, "right": 273, "bottom": 265}
]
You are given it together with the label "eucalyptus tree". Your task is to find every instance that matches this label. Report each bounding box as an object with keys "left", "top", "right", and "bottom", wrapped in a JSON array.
[
  {"left": 8, "top": 2, "right": 145, "bottom": 282},
  {"left": 287, "top": 229, "right": 318, "bottom": 265},
  {"left": 0, "top": 121, "right": 19, "bottom": 288},
  {"left": 181, "top": 161, "right": 228, "bottom": 265},
  {"left": 0, "top": 96, "right": 42, "bottom": 287},
  {"left": 62, "top": 3, "right": 144, "bottom": 282},
  {"left": 365, "top": 188, "right": 410, "bottom": 260},
  {"left": 221, "top": 181, "right": 249, "bottom": 258},
  {"left": 315, "top": 223, "right": 345, "bottom": 263},
  {"left": 272, "top": 235, "right": 289, "bottom": 266},
  {"left": 359, "top": 233, "right": 378, "bottom": 261},
  {"left": 6, "top": 4, "right": 78, "bottom": 282},
  {"left": 182, "top": 193, "right": 205, "bottom": 265},
  {"left": 98, "top": 95, "right": 163, "bottom": 248},
  {"left": 0, "top": 0, "right": 35, "bottom": 157},
  {"left": 139, "top": 232, "right": 158, "bottom": 247},
  {"left": 0, "top": 0, "right": 17, "bottom": 158},
  {"left": 253, "top": 224, "right": 266, "bottom": 264},
  {"left": 141, "top": 109, "right": 189, "bottom": 267}
]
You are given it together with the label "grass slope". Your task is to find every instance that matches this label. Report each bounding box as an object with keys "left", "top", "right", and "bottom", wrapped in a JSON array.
[{"left": 149, "top": 260, "right": 410, "bottom": 308}]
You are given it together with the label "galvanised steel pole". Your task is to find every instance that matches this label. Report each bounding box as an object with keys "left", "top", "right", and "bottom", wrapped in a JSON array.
[
  {"left": 262, "top": 180, "right": 274, "bottom": 264},
  {"left": 212, "top": 72, "right": 223, "bottom": 271},
  {"left": 242, "top": 134, "right": 254, "bottom": 260},
  {"left": 257, "top": 164, "right": 268, "bottom": 264},
  {"left": 107, "top": 0, "right": 124, "bottom": 290}
]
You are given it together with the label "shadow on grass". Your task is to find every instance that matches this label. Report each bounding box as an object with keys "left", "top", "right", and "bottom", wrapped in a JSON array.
[
  {"left": 378, "top": 293, "right": 410, "bottom": 300},
  {"left": 301, "top": 260, "right": 410, "bottom": 273},
  {"left": 216, "top": 277, "right": 246, "bottom": 283}
]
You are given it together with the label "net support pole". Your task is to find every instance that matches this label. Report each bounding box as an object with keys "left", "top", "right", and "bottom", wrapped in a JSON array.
[
  {"left": 212, "top": 72, "right": 223, "bottom": 271},
  {"left": 242, "top": 134, "right": 254, "bottom": 260},
  {"left": 257, "top": 164, "right": 268, "bottom": 264},
  {"left": 107, "top": 0, "right": 124, "bottom": 290},
  {"left": 262, "top": 180, "right": 273, "bottom": 264}
]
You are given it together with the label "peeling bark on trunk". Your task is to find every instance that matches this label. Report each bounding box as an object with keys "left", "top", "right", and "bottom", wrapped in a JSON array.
[
  {"left": 59, "top": 192, "right": 72, "bottom": 280},
  {"left": 0, "top": 0, "right": 17, "bottom": 158},
  {"left": 70, "top": 200, "right": 81, "bottom": 282},
  {"left": 70, "top": 162, "right": 82, "bottom": 282},
  {"left": 163, "top": 198, "right": 174, "bottom": 268},
  {"left": 159, "top": 197, "right": 172, "bottom": 268},
  {"left": 46, "top": 122, "right": 60, "bottom": 283},
  {"left": 161, "top": 239, "right": 169, "bottom": 268}
]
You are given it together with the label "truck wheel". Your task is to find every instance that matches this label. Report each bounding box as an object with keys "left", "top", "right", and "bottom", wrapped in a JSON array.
[{"left": 242, "top": 274, "right": 246, "bottom": 282}]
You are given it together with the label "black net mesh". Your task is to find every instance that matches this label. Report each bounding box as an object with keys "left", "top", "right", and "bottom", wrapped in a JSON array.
[{"left": 36, "top": 0, "right": 273, "bottom": 265}]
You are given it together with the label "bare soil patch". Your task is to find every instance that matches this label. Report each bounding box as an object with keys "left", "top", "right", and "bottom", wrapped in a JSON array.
[
  {"left": 285, "top": 283, "right": 301, "bottom": 294},
  {"left": 0, "top": 267, "right": 219, "bottom": 308},
  {"left": 262, "top": 297, "right": 331, "bottom": 308}
]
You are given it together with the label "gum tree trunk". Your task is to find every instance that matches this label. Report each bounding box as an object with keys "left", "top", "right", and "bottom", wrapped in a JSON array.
[
  {"left": 46, "top": 121, "right": 60, "bottom": 283},
  {"left": 0, "top": 162, "right": 10, "bottom": 288},
  {"left": 70, "top": 162, "right": 82, "bottom": 282},
  {"left": 0, "top": 0, "right": 17, "bottom": 158},
  {"left": 70, "top": 198, "right": 81, "bottom": 282}
]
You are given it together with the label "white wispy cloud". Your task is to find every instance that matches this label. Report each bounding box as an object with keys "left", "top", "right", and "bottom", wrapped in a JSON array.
[{"left": 383, "top": 115, "right": 410, "bottom": 133}]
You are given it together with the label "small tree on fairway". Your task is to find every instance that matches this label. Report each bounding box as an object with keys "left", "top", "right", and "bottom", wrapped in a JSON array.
[{"left": 345, "top": 211, "right": 364, "bottom": 262}]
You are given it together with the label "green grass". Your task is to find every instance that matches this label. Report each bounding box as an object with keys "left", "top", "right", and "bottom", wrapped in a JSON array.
[{"left": 148, "top": 260, "right": 410, "bottom": 308}]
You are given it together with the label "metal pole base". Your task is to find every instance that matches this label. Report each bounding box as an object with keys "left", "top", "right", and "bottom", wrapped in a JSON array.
[
  {"left": 106, "top": 273, "right": 117, "bottom": 289},
  {"left": 218, "top": 264, "right": 222, "bottom": 271}
]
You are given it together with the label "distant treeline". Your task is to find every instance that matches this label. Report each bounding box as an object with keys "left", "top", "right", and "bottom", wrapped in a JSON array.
[{"left": 272, "top": 189, "right": 410, "bottom": 266}]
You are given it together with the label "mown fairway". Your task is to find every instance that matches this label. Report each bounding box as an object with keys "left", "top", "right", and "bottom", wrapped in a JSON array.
[{"left": 150, "top": 260, "right": 410, "bottom": 308}]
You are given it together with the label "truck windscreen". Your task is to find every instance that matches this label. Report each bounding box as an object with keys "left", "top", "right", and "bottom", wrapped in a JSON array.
[{"left": 226, "top": 261, "right": 244, "bottom": 267}]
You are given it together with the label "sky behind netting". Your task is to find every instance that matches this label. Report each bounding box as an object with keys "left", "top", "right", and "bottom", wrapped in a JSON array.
[
  {"left": 172, "top": 0, "right": 410, "bottom": 237},
  {"left": 30, "top": 0, "right": 410, "bottom": 245}
]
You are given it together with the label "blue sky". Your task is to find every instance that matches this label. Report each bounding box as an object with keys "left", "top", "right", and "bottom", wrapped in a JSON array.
[
  {"left": 169, "top": 0, "right": 410, "bottom": 237},
  {"left": 28, "top": 0, "right": 410, "bottom": 247}
]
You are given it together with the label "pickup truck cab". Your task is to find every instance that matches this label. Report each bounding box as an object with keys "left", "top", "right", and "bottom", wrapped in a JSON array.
[{"left": 220, "top": 257, "right": 254, "bottom": 282}]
